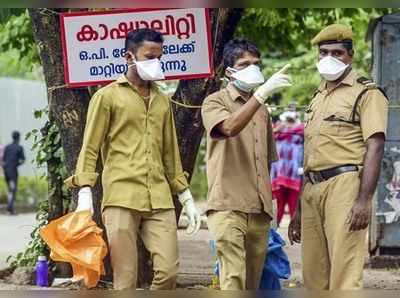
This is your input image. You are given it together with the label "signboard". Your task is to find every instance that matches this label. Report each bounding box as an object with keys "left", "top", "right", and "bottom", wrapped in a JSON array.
[{"left": 60, "top": 8, "right": 213, "bottom": 87}]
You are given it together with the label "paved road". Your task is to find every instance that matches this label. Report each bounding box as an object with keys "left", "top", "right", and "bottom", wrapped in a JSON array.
[
  {"left": 0, "top": 212, "right": 36, "bottom": 269},
  {"left": 1, "top": 211, "right": 399, "bottom": 290}
]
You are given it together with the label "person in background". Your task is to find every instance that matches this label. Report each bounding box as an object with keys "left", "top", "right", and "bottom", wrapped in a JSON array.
[
  {"left": 271, "top": 109, "right": 304, "bottom": 226},
  {"left": 2, "top": 131, "right": 25, "bottom": 215},
  {"left": 0, "top": 140, "right": 4, "bottom": 168},
  {"left": 0, "top": 141, "right": 3, "bottom": 183}
]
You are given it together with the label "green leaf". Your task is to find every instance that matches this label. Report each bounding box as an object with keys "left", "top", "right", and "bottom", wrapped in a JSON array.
[
  {"left": 53, "top": 147, "right": 63, "bottom": 158},
  {"left": 53, "top": 133, "right": 61, "bottom": 145},
  {"left": 34, "top": 110, "right": 42, "bottom": 119}
]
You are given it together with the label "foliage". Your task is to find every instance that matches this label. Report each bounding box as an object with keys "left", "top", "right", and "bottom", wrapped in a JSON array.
[
  {"left": 27, "top": 109, "right": 71, "bottom": 212},
  {"left": 0, "top": 9, "right": 42, "bottom": 79},
  {"left": 0, "top": 176, "right": 48, "bottom": 205},
  {"left": 0, "top": 9, "right": 25, "bottom": 24},
  {"left": 26, "top": 108, "right": 69, "bottom": 183}
]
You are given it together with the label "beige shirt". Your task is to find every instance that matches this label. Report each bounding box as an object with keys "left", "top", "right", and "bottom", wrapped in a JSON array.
[
  {"left": 304, "top": 69, "right": 388, "bottom": 172},
  {"left": 65, "top": 75, "right": 188, "bottom": 211},
  {"left": 201, "top": 83, "right": 278, "bottom": 217}
]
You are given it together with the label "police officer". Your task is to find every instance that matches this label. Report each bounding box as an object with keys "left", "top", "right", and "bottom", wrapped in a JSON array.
[
  {"left": 2, "top": 131, "right": 25, "bottom": 215},
  {"left": 288, "top": 24, "right": 388, "bottom": 290}
]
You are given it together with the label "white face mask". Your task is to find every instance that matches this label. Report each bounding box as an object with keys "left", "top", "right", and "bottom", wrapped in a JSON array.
[
  {"left": 129, "top": 56, "right": 165, "bottom": 81},
  {"left": 316, "top": 56, "right": 349, "bottom": 81},
  {"left": 227, "top": 64, "right": 265, "bottom": 92}
]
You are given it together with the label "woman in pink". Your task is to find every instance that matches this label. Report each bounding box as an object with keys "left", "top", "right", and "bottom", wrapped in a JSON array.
[{"left": 271, "top": 111, "right": 304, "bottom": 226}]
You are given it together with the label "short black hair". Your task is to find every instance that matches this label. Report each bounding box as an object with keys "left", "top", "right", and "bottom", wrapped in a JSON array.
[
  {"left": 12, "top": 131, "right": 20, "bottom": 141},
  {"left": 125, "top": 28, "right": 164, "bottom": 53},
  {"left": 319, "top": 39, "right": 354, "bottom": 55},
  {"left": 222, "top": 38, "right": 261, "bottom": 70}
]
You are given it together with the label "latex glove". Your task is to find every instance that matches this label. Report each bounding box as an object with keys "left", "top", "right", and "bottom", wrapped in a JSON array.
[
  {"left": 178, "top": 189, "right": 201, "bottom": 236},
  {"left": 254, "top": 64, "right": 292, "bottom": 104},
  {"left": 76, "top": 187, "right": 94, "bottom": 214}
]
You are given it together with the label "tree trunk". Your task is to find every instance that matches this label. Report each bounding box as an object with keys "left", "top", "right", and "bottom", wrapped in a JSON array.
[
  {"left": 28, "top": 7, "right": 243, "bottom": 287},
  {"left": 29, "top": 7, "right": 110, "bottom": 279}
]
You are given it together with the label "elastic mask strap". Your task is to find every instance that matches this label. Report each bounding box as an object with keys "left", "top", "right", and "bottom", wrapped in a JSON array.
[
  {"left": 127, "top": 52, "right": 136, "bottom": 68},
  {"left": 226, "top": 67, "right": 237, "bottom": 74},
  {"left": 224, "top": 67, "right": 237, "bottom": 82}
]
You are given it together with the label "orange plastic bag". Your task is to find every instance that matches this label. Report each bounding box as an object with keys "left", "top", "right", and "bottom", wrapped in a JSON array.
[{"left": 40, "top": 211, "right": 108, "bottom": 288}]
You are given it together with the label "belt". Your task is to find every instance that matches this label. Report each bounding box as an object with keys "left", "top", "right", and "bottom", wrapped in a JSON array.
[{"left": 306, "top": 165, "right": 359, "bottom": 184}]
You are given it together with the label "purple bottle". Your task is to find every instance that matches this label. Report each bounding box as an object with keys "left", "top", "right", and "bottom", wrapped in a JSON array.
[{"left": 36, "top": 256, "right": 49, "bottom": 287}]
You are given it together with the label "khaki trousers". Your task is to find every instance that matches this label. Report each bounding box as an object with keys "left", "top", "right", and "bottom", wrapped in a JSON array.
[
  {"left": 301, "top": 171, "right": 367, "bottom": 290},
  {"left": 102, "top": 207, "right": 179, "bottom": 290},
  {"left": 207, "top": 210, "right": 271, "bottom": 290}
]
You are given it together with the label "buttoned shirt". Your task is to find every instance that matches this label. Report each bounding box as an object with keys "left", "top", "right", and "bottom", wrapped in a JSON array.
[
  {"left": 65, "top": 75, "right": 188, "bottom": 211},
  {"left": 304, "top": 69, "right": 388, "bottom": 172},
  {"left": 201, "top": 83, "right": 278, "bottom": 217}
]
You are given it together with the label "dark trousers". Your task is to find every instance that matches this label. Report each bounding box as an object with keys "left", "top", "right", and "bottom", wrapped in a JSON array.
[{"left": 4, "top": 171, "right": 18, "bottom": 214}]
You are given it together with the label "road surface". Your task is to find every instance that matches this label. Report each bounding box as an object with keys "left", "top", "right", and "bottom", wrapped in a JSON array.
[
  {"left": 0, "top": 210, "right": 399, "bottom": 289},
  {"left": 0, "top": 212, "right": 36, "bottom": 269}
]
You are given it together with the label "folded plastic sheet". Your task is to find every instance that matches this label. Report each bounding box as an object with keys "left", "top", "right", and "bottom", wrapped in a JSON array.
[{"left": 40, "top": 211, "right": 108, "bottom": 288}]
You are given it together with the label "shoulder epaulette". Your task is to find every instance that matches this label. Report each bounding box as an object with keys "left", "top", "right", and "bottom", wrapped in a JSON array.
[
  {"left": 312, "top": 89, "right": 321, "bottom": 98},
  {"left": 357, "top": 77, "right": 377, "bottom": 90},
  {"left": 351, "top": 78, "right": 389, "bottom": 123},
  {"left": 357, "top": 76, "right": 389, "bottom": 100}
]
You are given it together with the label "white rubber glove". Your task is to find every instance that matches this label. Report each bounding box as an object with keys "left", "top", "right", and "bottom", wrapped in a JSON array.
[
  {"left": 254, "top": 64, "right": 292, "bottom": 104},
  {"left": 178, "top": 189, "right": 201, "bottom": 236},
  {"left": 76, "top": 186, "right": 94, "bottom": 214}
]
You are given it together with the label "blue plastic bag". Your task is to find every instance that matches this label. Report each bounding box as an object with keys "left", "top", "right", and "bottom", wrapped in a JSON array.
[
  {"left": 259, "top": 229, "right": 291, "bottom": 290},
  {"left": 209, "top": 239, "right": 220, "bottom": 275}
]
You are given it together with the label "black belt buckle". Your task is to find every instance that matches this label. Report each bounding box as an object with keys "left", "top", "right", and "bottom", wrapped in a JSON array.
[
  {"left": 308, "top": 171, "right": 324, "bottom": 184},
  {"left": 307, "top": 165, "right": 358, "bottom": 184}
]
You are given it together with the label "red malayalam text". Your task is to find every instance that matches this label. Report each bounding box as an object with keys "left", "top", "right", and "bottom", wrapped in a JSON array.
[{"left": 76, "top": 13, "right": 196, "bottom": 42}]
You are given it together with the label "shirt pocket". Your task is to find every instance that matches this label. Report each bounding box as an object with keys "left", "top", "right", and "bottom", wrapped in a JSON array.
[
  {"left": 304, "top": 107, "right": 314, "bottom": 129},
  {"left": 321, "top": 110, "right": 355, "bottom": 136},
  {"left": 304, "top": 108, "right": 313, "bottom": 123}
]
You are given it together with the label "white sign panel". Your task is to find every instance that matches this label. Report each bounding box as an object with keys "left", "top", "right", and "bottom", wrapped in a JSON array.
[{"left": 60, "top": 8, "right": 213, "bottom": 87}]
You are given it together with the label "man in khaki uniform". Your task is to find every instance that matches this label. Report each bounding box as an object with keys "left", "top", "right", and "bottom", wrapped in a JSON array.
[
  {"left": 288, "top": 24, "right": 388, "bottom": 290},
  {"left": 65, "top": 28, "right": 201, "bottom": 290},
  {"left": 202, "top": 38, "right": 292, "bottom": 290}
]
